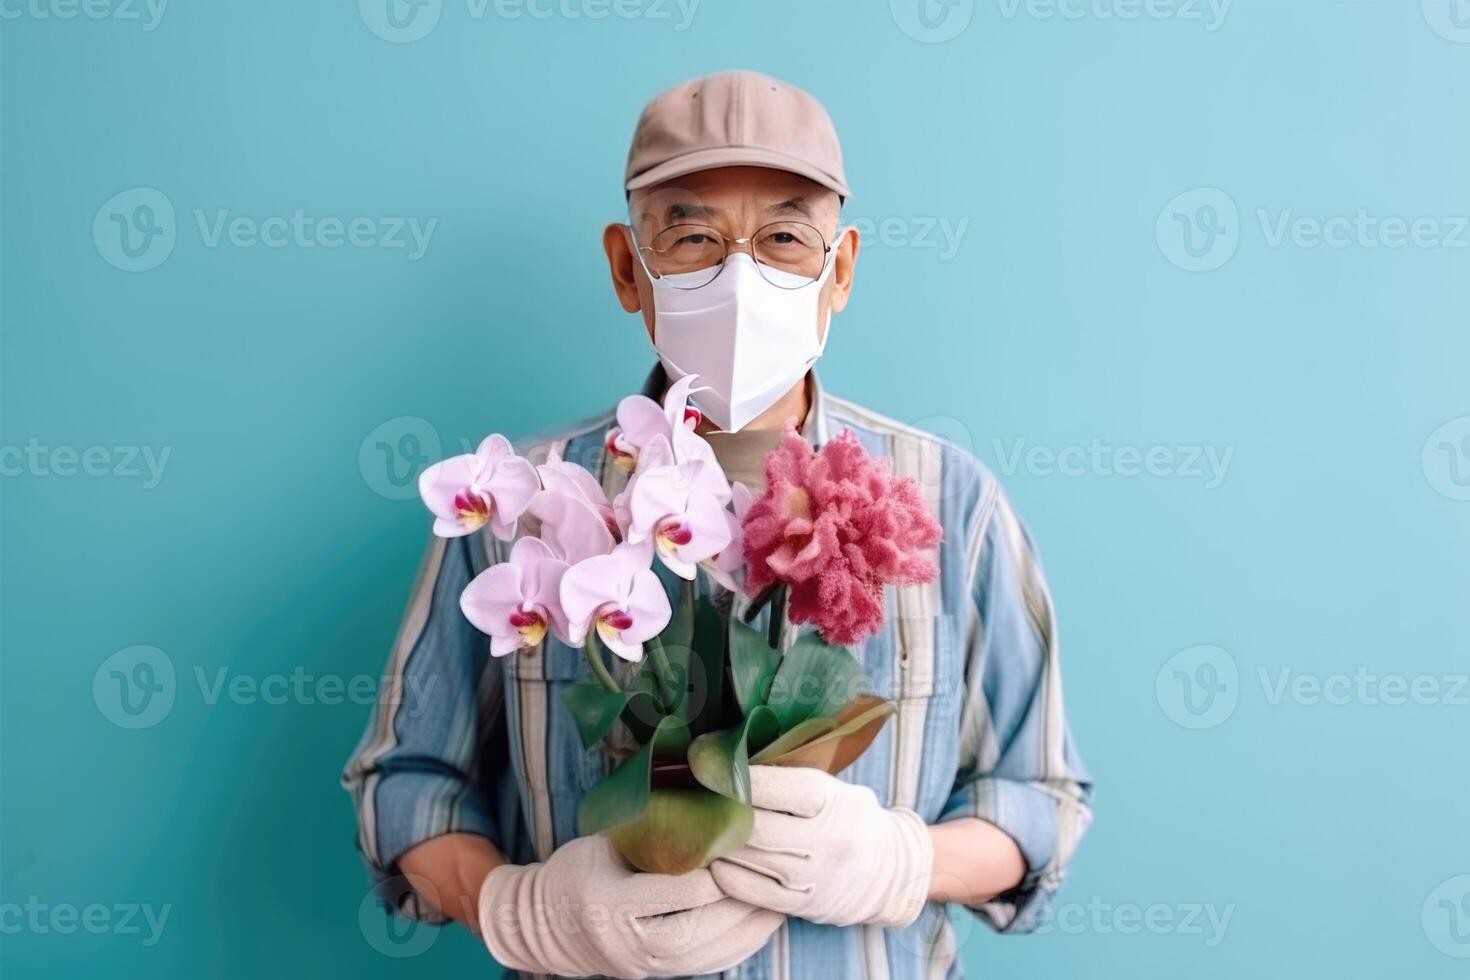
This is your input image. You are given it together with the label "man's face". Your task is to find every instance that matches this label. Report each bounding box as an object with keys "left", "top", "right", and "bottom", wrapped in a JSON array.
[{"left": 604, "top": 165, "right": 858, "bottom": 345}]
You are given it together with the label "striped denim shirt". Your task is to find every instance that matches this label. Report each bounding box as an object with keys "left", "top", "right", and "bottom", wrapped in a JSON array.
[{"left": 343, "top": 369, "right": 1094, "bottom": 979}]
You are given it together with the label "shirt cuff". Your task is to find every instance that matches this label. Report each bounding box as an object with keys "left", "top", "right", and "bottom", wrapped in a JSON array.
[
  {"left": 366, "top": 770, "right": 502, "bottom": 924},
  {"left": 937, "top": 776, "right": 1060, "bottom": 934}
]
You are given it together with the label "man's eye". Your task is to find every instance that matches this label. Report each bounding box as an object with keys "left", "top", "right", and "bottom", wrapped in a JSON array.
[{"left": 676, "top": 233, "right": 714, "bottom": 246}]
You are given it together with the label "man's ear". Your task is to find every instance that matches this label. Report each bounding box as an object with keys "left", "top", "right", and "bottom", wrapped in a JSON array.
[
  {"left": 603, "top": 223, "right": 643, "bottom": 314},
  {"left": 828, "top": 226, "right": 860, "bottom": 314}
]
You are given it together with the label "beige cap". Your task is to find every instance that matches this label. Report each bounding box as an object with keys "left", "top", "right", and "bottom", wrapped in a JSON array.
[{"left": 624, "top": 70, "right": 849, "bottom": 200}]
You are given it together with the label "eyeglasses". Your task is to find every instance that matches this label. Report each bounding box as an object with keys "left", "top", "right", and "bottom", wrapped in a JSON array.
[{"left": 631, "top": 220, "right": 836, "bottom": 290}]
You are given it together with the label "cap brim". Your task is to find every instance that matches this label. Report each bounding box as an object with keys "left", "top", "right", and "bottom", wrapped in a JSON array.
[{"left": 626, "top": 145, "right": 849, "bottom": 200}]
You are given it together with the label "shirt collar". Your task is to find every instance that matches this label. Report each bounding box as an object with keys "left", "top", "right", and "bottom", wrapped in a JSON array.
[{"left": 637, "top": 364, "right": 830, "bottom": 446}]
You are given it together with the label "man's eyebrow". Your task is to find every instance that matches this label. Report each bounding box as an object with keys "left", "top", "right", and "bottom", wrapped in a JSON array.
[
  {"left": 765, "top": 197, "right": 815, "bottom": 218},
  {"left": 661, "top": 203, "right": 719, "bottom": 222}
]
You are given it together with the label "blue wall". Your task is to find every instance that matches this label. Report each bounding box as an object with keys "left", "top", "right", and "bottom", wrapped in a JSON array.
[{"left": 4, "top": 1, "right": 1469, "bottom": 976}]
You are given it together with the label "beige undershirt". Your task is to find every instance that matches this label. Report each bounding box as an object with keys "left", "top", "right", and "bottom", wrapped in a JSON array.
[{"left": 703, "top": 429, "right": 784, "bottom": 495}]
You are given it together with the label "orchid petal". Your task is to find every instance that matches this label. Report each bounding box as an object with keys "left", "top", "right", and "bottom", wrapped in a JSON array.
[
  {"left": 459, "top": 562, "right": 526, "bottom": 640},
  {"left": 615, "top": 393, "right": 668, "bottom": 450},
  {"left": 475, "top": 433, "right": 514, "bottom": 466},
  {"left": 620, "top": 565, "right": 673, "bottom": 643},
  {"left": 484, "top": 454, "right": 540, "bottom": 541},
  {"left": 418, "top": 454, "right": 483, "bottom": 523},
  {"left": 530, "top": 490, "right": 615, "bottom": 564},
  {"left": 597, "top": 621, "right": 645, "bottom": 662}
]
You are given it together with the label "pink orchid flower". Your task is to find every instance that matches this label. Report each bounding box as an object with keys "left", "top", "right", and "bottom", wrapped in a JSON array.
[
  {"left": 418, "top": 434, "right": 539, "bottom": 540},
  {"left": 528, "top": 483, "right": 618, "bottom": 565},
  {"left": 625, "top": 459, "right": 733, "bottom": 580},
  {"left": 559, "top": 541, "right": 671, "bottom": 661},
  {"left": 459, "top": 537, "right": 571, "bottom": 657},
  {"left": 706, "top": 480, "right": 755, "bottom": 592},
  {"left": 537, "top": 449, "right": 620, "bottom": 540},
  {"left": 604, "top": 375, "right": 705, "bottom": 472}
]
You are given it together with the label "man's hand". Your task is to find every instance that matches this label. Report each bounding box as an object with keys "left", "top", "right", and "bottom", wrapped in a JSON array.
[
  {"left": 710, "top": 766, "right": 934, "bottom": 928},
  {"left": 480, "top": 835, "right": 783, "bottom": 979}
]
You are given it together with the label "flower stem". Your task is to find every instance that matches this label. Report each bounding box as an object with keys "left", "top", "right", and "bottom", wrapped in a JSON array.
[
  {"left": 645, "top": 634, "right": 677, "bottom": 711},
  {"left": 584, "top": 631, "right": 622, "bottom": 694}
]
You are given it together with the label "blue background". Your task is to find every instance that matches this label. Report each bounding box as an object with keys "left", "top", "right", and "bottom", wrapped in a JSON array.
[{"left": 4, "top": 0, "right": 1470, "bottom": 976}]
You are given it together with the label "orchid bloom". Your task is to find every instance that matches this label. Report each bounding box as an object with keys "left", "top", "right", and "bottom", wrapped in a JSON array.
[
  {"left": 625, "top": 459, "right": 733, "bottom": 580},
  {"left": 537, "top": 449, "right": 620, "bottom": 541},
  {"left": 560, "top": 541, "right": 671, "bottom": 661},
  {"left": 604, "top": 374, "right": 705, "bottom": 472},
  {"left": 418, "top": 434, "right": 539, "bottom": 540},
  {"left": 706, "top": 480, "right": 755, "bottom": 592},
  {"left": 528, "top": 483, "right": 618, "bottom": 564},
  {"left": 459, "top": 536, "right": 571, "bottom": 657}
]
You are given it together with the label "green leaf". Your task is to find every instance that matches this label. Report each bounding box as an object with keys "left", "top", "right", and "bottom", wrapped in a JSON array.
[
  {"left": 559, "top": 684, "right": 665, "bottom": 750},
  {"left": 684, "top": 597, "right": 730, "bottom": 734},
  {"left": 729, "top": 618, "right": 780, "bottom": 715},
  {"left": 606, "top": 788, "right": 754, "bottom": 875},
  {"left": 687, "top": 706, "right": 779, "bottom": 803},
  {"left": 560, "top": 684, "right": 630, "bottom": 750},
  {"left": 748, "top": 715, "right": 838, "bottom": 765},
  {"left": 756, "top": 695, "right": 896, "bottom": 775},
  {"left": 577, "top": 715, "right": 690, "bottom": 835},
  {"left": 765, "top": 632, "right": 864, "bottom": 730}
]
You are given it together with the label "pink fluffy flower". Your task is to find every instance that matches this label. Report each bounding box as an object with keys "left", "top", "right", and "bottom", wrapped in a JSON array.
[{"left": 741, "top": 427, "right": 942, "bottom": 645}]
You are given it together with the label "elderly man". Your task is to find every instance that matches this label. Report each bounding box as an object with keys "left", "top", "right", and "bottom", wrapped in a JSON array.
[{"left": 344, "top": 69, "right": 1093, "bottom": 979}]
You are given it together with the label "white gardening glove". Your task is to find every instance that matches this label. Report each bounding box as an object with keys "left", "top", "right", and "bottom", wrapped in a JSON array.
[
  {"left": 710, "top": 766, "right": 934, "bottom": 928},
  {"left": 479, "top": 835, "right": 783, "bottom": 978}
]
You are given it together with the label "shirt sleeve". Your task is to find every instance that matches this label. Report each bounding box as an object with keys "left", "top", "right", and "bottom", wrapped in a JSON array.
[
  {"left": 936, "top": 486, "right": 1094, "bottom": 934},
  {"left": 341, "top": 531, "right": 511, "bottom": 923}
]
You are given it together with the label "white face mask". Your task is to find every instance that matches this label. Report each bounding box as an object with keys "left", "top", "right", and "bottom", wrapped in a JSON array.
[{"left": 642, "top": 234, "right": 841, "bottom": 432}]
